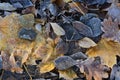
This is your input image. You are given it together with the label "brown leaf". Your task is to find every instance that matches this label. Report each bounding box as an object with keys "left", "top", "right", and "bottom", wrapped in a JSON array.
[
  {"left": 69, "top": 2, "right": 87, "bottom": 15},
  {"left": 1, "top": 51, "right": 11, "bottom": 71},
  {"left": 78, "top": 57, "right": 110, "bottom": 80},
  {"left": 39, "top": 61, "right": 55, "bottom": 73},
  {"left": 87, "top": 39, "right": 120, "bottom": 67},
  {"left": 101, "top": 17, "right": 120, "bottom": 42},
  {"left": 22, "top": 6, "right": 36, "bottom": 15},
  {"left": 59, "top": 68, "right": 77, "bottom": 80}
]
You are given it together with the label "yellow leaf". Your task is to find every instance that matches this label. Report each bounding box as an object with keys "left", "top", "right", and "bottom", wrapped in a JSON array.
[
  {"left": 50, "top": 23, "right": 65, "bottom": 36},
  {"left": 87, "top": 39, "right": 120, "bottom": 67},
  {"left": 39, "top": 61, "right": 55, "bottom": 73},
  {"left": 63, "top": 0, "right": 72, "bottom": 3},
  {"left": 78, "top": 37, "right": 97, "bottom": 48},
  {"left": 59, "top": 68, "right": 77, "bottom": 80}
]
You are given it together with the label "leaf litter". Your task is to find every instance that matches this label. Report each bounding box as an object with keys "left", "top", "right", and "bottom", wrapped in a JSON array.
[{"left": 0, "top": 0, "right": 120, "bottom": 80}]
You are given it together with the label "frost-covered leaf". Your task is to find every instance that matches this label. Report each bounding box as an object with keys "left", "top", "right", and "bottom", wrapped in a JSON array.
[
  {"left": 54, "top": 56, "right": 76, "bottom": 70},
  {"left": 87, "top": 39, "right": 120, "bottom": 67},
  {"left": 107, "top": 3, "right": 120, "bottom": 24},
  {"left": 78, "top": 57, "right": 110, "bottom": 80},
  {"left": 78, "top": 37, "right": 97, "bottom": 48},
  {"left": 0, "top": 3, "right": 16, "bottom": 11},
  {"left": 50, "top": 23, "right": 65, "bottom": 36},
  {"left": 101, "top": 17, "right": 120, "bottom": 43}
]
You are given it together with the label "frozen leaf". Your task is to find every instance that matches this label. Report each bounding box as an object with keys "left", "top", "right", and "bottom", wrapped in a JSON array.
[
  {"left": 110, "top": 55, "right": 120, "bottom": 80},
  {"left": 0, "top": 3, "right": 16, "bottom": 11},
  {"left": 10, "top": 0, "right": 33, "bottom": 8},
  {"left": 50, "top": 23, "right": 65, "bottom": 36},
  {"left": 18, "top": 14, "right": 34, "bottom": 28},
  {"left": 78, "top": 57, "right": 110, "bottom": 80},
  {"left": 39, "top": 61, "right": 55, "bottom": 73},
  {"left": 107, "top": 3, "right": 120, "bottom": 24},
  {"left": 18, "top": 28, "right": 37, "bottom": 41},
  {"left": 55, "top": 38, "right": 68, "bottom": 54},
  {"left": 35, "top": 24, "right": 42, "bottom": 32},
  {"left": 87, "top": 39, "right": 120, "bottom": 67},
  {"left": 54, "top": 56, "right": 76, "bottom": 70},
  {"left": 86, "top": 18, "right": 102, "bottom": 37},
  {"left": 61, "top": 23, "right": 84, "bottom": 41},
  {"left": 72, "top": 21, "right": 93, "bottom": 37},
  {"left": 101, "top": 17, "right": 120, "bottom": 43},
  {"left": 0, "top": 55, "right": 2, "bottom": 69},
  {"left": 75, "top": 0, "right": 106, "bottom": 5},
  {"left": 59, "top": 68, "right": 77, "bottom": 80},
  {"left": 70, "top": 52, "right": 87, "bottom": 60},
  {"left": 78, "top": 37, "right": 97, "bottom": 48}
]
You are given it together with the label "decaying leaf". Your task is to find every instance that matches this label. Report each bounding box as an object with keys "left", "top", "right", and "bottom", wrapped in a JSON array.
[
  {"left": 50, "top": 23, "right": 65, "bottom": 36},
  {"left": 78, "top": 57, "right": 110, "bottom": 80},
  {"left": 34, "top": 37, "right": 63, "bottom": 73},
  {"left": 69, "top": 2, "right": 87, "bottom": 15},
  {"left": 39, "top": 61, "right": 55, "bottom": 73},
  {"left": 110, "top": 55, "right": 120, "bottom": 80},
  {"left": 101, "top": 17, "right": 120, "bottom": 43},
  {"left": 54, "top": 56, "right": 76, "bottom": 70},
  {"left": 0, "top": 3, "right": 16, "bottom": 11},
  {"left": 87, "top": 39, "right": 120, "bottom": 67},
  {"left": 78, "top": 37, "right": 97, "bottom": 48},
  {"left": 107, "top": 3, "right": 120, "bottom": 24},
  {"left": 59, "top": 68, "right": 77, "bottom": 80},
  {"left": 1, "top": 51, "right": 23, "bottom": 73}
]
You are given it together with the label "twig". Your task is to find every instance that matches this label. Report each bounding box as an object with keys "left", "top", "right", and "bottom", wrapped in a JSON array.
[{"left": 23, "top": 64, "right": 32, "bottom": 80}]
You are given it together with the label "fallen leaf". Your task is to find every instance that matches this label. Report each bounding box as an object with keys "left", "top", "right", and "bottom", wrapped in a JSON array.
[
  {"left": 78, "top": 57, "right": 110, "bottom": 80},
  {"left": 59, "top": 68, "right": 77, "bottom": 80},
  {"left": 69, "top": 2, "right": 87, "bottom": 15},
  {"left": 39, "top": 61, "right": 55, "bottom": 73},
  {"left": 101, "top": 17, "right": 120, "bottom": 43},
  {"left": 54, "top": 56, "right": 76, "bottom": 70},
  {"left": 0, "top": 3, "right": 16, "bottom": 11},
  {"left": 110, "top": 55, "right": 120, "bottom": 80},
  {"left": 63, "top": 0, "right": 72, "bottom": 3},
  {"left": 107, "top": 3, "right": 120, "bottom": 24},
  {"left": 87, "top": 39, "right": 120, "bottom": 67},
  {"left": 78, "top": 37, "right": 97, "bottom": 48},
  {"left": 50, "top": 23, "right": 65, "bottom": 36},
  {"left": 72, "top": 21, "right": 93, "bottom": 37}
]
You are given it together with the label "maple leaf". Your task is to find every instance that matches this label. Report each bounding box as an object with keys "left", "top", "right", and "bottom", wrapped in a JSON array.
[
  {"left": 87, "top": 39, "right": 120, "bottom": 67},
  {"left": 78, "top": 57, "right": 110, "bottom": 80},
  {"left": 101, "top": 17, "right": 120, "bottom": 43}
]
